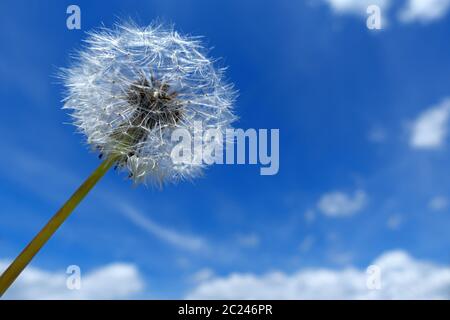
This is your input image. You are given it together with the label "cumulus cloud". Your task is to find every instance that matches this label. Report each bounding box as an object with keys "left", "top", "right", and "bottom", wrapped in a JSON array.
[
  {"left": 317, "top": 190, "right": 367, "bottom": 217},
  {"left": 399, "top": 0, "right": 450, "bottom": 23},
  {"left": 186, "top": 250, "right": 450, "bottom": 299},
  {"left": 323, "top": 0, "right": 390, "bottom": 15},
  {"left": 0, "top": 261, "right": 144, "bottom": 299},
  {"left": 410, "top": 99, "right": 450, "bottom": 149}
]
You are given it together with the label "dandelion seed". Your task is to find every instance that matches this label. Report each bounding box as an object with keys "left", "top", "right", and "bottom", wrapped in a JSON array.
[
  {"left": 0, "top": 21, "right": 236, "bottom": 296},
  {"left": 62, "top": 22, "right": 236, "bottom": 184}
]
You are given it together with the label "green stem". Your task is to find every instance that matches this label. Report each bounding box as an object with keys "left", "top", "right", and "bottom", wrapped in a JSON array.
[{"left": 0, "top": 155, "right": 118, "bottom": 297}]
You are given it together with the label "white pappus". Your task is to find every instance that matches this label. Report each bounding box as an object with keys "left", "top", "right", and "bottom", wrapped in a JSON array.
[{"left": 61, "top": 21, "right": 237, "bottom": 185}]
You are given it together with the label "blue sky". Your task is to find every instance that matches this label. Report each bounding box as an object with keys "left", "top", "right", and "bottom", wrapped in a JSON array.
[{"left": 0, "top": 0, "right": 449, "bottom": 299}]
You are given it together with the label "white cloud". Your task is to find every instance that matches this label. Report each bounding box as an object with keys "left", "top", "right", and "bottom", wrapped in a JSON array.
[
  {"left": 317, "top": 190, "right": 367, "bottom": 217},
  {"left": 323, "top": 0, "right": 450, "bottom": 24},
  {"left": 0, "top": 261, "right": 144, "bottom": 299},
  {"left": 119, "top": 203, "right": 208, "bottom": 252},
  {"left": 399, "top": 0, "right": 450, "bottom": 23},
  {"left": 429, "top": 196, "right": 448, "bottom": 211},
  {"left": 186, "top": 250, "right": 450, "bottom": 299},
  {"left": 410, "top": 99, "right": 450, "bottom": 149},
  {"left": 323, "top": 0, "right": 390, "bottom": 15}
]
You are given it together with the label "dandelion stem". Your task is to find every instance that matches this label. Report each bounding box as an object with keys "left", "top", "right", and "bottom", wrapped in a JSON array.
[{"left": 0, "top": 155, "right": 119, "bottom": 297}]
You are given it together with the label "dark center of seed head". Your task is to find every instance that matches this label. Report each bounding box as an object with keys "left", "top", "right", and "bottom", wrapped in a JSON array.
[
  {"left": 126, "top": 76, "right": 182, "bottom": 130},
  {"left": 107, "top": 76, "right": 183, "bottom": 172}
]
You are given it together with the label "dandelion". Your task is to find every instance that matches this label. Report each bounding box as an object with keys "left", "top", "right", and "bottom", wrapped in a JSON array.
[{"left": 0, "top": 21, "right": 236, "bottom": 296}]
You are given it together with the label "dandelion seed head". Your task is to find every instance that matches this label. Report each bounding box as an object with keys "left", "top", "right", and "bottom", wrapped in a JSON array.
[{"left": 61, "top": 22, "right": 236, "bottom": 185}]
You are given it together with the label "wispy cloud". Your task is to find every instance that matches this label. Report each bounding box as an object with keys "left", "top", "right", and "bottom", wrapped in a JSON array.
[
  {"left": 190, "top": 268, "right": 215, "bottom": 283},
  {"left": 0, "top": 144, "right": 209, "bottom": 252},
  {"left": 409, "top": 99, "right": 450, "bottom": 150},
  {"left": 0, "top": 260, "right": 144, "bottom": 299},
  {"left": 235, "top": 233, "right": 260, "bottom": 248},
  {"left": 299, "top": 235, "right": 315, "bottom": 253},
  {"left": 186, "top": 250, "right": 450, "bottom": 299},
  {"left": 386, "top": 214, "right": 403, "bottom": 230},
  {"left": 429, "top": 196, "right": 448, "bottom": 211},
  {"left": 317, "top": 190, "right": 367, "bottom": 217},
  {"left": 368, "top": 126, "right": 388, "bottom": 143},
  {"left": 0, "top": 146, "right": 80, "bottom": 205},
  {"left": 118, "top": 203, "right": 209, "bottom": 253}
]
